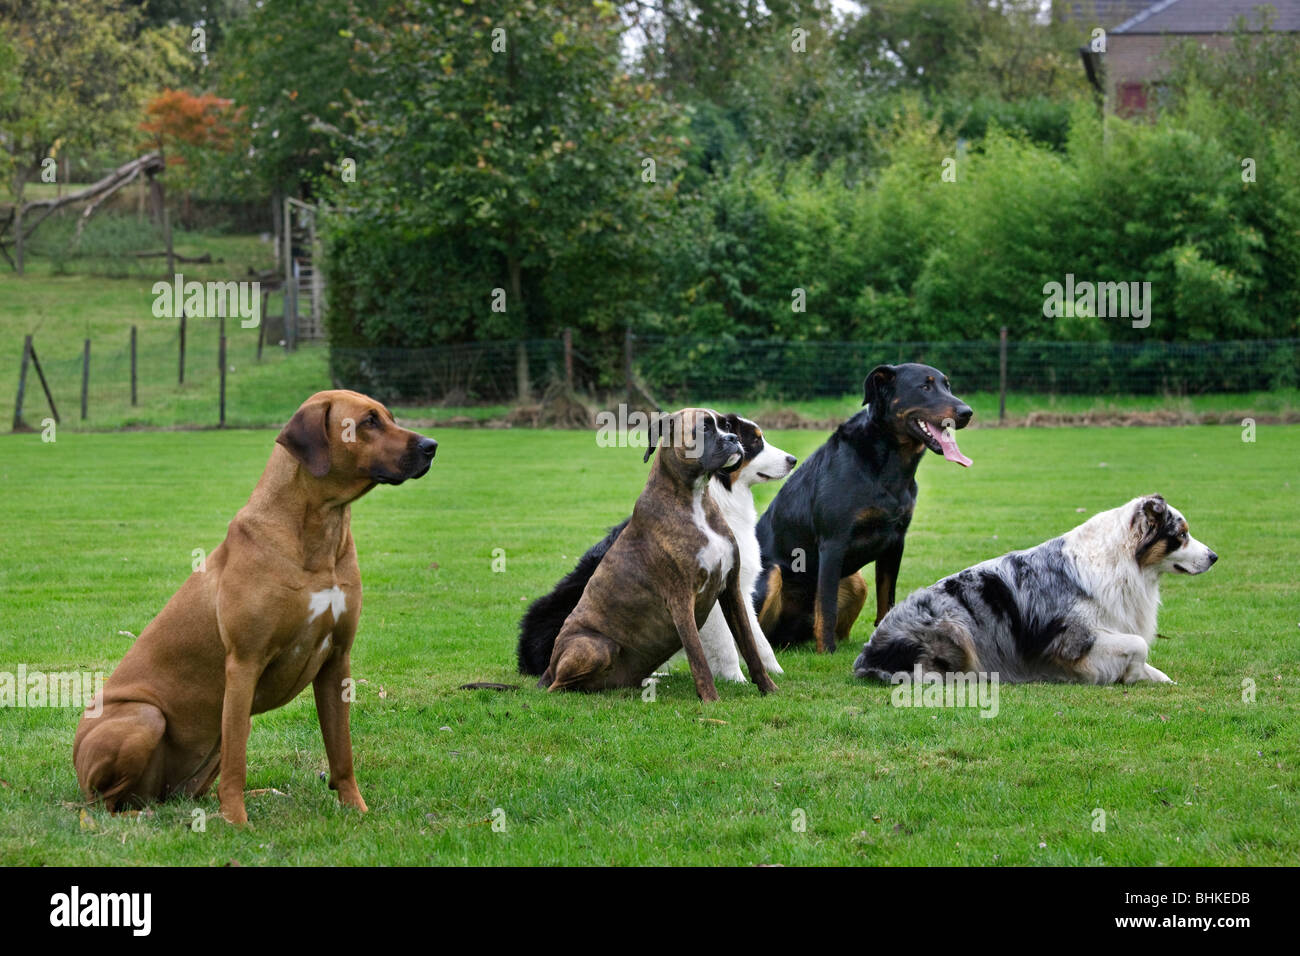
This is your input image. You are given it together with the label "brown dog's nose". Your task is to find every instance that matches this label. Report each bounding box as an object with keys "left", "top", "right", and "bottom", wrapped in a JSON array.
[{"left": 418, "top": 437, "right": 438, "bottom": 460}]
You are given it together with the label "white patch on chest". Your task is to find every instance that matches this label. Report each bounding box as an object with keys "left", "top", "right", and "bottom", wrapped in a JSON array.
[
  {"left": 307, "top": 586, "right": 347, "bottom": 625},
  {"left": 693, "top": 482, "right": 734, "bottom": 589}
]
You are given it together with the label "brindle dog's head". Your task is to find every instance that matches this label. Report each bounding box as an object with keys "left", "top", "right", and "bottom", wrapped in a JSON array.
[
  {"left": 863, "top": 363, "right": 973, "bottom": 465},
  {"left": 643, "top": 407, "right": 742, "bottom": 482},
  {"left": 276, "top": 390, "right": 437, "bottom": 499},
  {"left": 1131, "top": 494, "right": 1218, "bottom": 575}
]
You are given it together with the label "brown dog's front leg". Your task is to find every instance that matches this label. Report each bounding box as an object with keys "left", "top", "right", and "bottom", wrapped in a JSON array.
[
  {"left": 719, "top": 569, "right": 777, "bottom": 695},
  {"left": 217, "top": 657, "right": 259, "bottom": 826},
  {"left": 312, "top": 650, "right": 367, "bottom": 813},
  {"left": 670, "top": 599, "right": 719, "bottom": 703}
]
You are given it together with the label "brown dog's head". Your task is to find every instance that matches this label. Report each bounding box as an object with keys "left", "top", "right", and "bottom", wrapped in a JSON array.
[
  {"left": 643, "top": 407, "right": 742, "bottom": 482},
  {"left": 276, "top": 390, "right": 437, "bottom": 498}
]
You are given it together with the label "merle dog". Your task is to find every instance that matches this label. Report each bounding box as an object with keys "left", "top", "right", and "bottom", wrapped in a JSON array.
[{"left": 753, "top": 363, "right": 972, "bottom": 653}]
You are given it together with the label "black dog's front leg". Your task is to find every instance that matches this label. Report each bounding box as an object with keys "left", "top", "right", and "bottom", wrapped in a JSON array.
[
  {"left": 814, "top": 542, "right": 846, "bottom": 653},
  {"left": 874, "top": 540, "right": 905, "bottom": 625}
]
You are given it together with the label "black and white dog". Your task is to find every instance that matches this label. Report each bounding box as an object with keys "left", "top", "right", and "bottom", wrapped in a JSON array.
[
  {"left": 518, "top": 414, "right": 796, "bottom": 682},
  {"left": 853, "top": 495, "right": 1217, "bottom": 685}
]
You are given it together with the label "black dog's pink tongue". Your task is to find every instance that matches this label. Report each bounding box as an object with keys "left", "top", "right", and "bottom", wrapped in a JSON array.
[{"left": 935, "top": 424, "right": 972, "bottom": 467}]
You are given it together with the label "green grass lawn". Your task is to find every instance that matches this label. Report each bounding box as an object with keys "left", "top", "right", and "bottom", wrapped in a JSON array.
[{"left": 0, "top": 423, "right": 1295, "bottom": 865}]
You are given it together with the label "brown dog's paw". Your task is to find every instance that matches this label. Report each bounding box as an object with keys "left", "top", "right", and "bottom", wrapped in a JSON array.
[{"left": 219, "top": 804, "right": 249, "bottom": 827}]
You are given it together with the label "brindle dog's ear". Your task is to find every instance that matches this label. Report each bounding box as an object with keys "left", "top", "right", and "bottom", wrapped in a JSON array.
[
  {"left": 863, "top": 365, "right": 897, "bottom": 408},
  {"left": 277, "top": 400, "right": 332, "bottom": 478},
  {"left": 643, "top": 412, "right": 665, "bottom": 463}
]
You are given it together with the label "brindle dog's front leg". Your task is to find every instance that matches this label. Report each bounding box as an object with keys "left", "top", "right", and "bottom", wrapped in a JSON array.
[
  {"left": 669, "top": 596, "right": 719, "bottom": 702},
  {"left": 313, "top": 648, "right": 368, "bottom": 812},
  {"left": 719, "top": 567, "right": 778, "bottom": 694}
]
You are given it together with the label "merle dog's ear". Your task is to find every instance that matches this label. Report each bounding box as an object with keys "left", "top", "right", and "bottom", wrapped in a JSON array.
[
  {"left": 277, "top": 399, "right": 332, "bottom": 477},
  {"left": 863, "top": 365, "right": 898, "bottom": 408},
  {"left": 1132, "top": 494, "right": 1167, "bottom": 533}
]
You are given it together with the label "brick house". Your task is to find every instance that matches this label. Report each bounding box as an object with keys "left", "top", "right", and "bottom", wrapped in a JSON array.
[{"left": 1072, "top": 0, "right": 1300, "bottom": 115}]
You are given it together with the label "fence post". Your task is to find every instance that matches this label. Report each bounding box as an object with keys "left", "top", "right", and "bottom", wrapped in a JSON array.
[
  {"left": 81, "top": 338, "right": 90, "bottom": 421},
  {"left": 563, "top": 327, "right": 574, "bottom": 391},
  {"left": 624, "top": 327, "right": 634, "bottom": 403},
  {"left": 28, "top": 340, "right": 59, "bottom": 424},
  {"left": 130, "top": 326, "right": 138, "bottom": 406},
  {"left": 257, "top": 288, "right": 268, "bottom": 361},
  {"left": 219, "top": 315, "right": 227, "bottom": 428},
  {"left": 999, "top": 327, "right": 1008, "bottom": 423},
  {"left": 179, "top": 309, "right": 186, "bottom": 384},
  {"left": 12, "top": 335, "right": 31, "bottom": 430}
]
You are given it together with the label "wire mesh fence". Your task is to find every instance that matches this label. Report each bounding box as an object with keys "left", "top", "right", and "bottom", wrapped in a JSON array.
[
  {"left": 9, "top": 318, "right": 284, "bottom": 430},
  {"left": 631, "top": 336, "right": 1300, "bottom": 401},
  {"left": 329, "top": 339, "right": 577, "bottom": 405}
]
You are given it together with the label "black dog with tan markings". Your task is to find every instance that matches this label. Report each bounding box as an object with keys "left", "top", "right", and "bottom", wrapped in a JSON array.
[{"left": 754, "top": 363, "right": 973, "bottom": 653}]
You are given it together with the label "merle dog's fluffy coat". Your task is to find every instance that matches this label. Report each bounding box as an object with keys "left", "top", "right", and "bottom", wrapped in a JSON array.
[{"left": 853, "top": 495, "right": 1217, "bottom": 685}]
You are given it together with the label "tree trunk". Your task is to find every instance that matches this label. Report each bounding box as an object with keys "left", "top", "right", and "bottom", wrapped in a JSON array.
[{"left": 509, "top": 253, "right": 529, "bottom": 402}]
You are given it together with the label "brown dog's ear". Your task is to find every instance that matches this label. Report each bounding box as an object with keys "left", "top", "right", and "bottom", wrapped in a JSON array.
[
  {"left": 863, "top": 365, "right": 897, "bottom": 408},
  {"left": 277, "top": 400, "right": 332, "bottom": 478}
]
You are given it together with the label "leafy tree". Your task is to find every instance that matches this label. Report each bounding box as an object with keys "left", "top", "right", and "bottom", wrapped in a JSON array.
[{"left": 320, "top": 0, "right": 685, "bottom": 393}]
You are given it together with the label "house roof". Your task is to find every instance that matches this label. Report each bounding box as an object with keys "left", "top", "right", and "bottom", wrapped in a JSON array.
[
  {"left": 1113, "top": 0, "right": 1300, "bottom": 34},
  {"left": 1066, "top": 2, "right": 1151, "bottom": 28}
]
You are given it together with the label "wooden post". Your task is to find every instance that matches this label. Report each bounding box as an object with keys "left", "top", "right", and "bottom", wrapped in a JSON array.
[
  {"left": 219, "top": 315, "right": 227, "bottom": 428},
  {"left": 999, "top": 326, "right": 1008, "bottom": 423},
  {"left": 14, "top": 203, "right": 23, "bottom": 276},
  {"left": 563, "top": 327, "right": 574, "bottom": 391},
  {"left": 12, "top": 335, "right": 32, "bottom": 430},
  {"left": 624, "top": 327, "right": 634, "bottom": 403},
  {"left": 257, "top": 288, "right": 267, "bottom": 361},
  {"left": 178, "top": 309, "right": 186, "bottom": 384},
  {"left": 130, "top": 326, "right": 138, "bottom": 406},
  {"left": 283, "top": 198, "right": 294, "bottom": 350},
  {"left": 163, "top": 198, "right": 174, "bottom": 277},
  {"left": 81, "top": 339, "right": 90, "bottom": 420},
  {"left": 29, "top": 341, "right": 59, "bottom": 423}
]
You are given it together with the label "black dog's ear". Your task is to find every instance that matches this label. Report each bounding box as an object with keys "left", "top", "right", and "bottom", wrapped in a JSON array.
[
  {"left": 277, "top": 400, "right": 332, "bottom": 477},
  {"left": 863, "top": 365, "right": 898, "bottom": 408}
]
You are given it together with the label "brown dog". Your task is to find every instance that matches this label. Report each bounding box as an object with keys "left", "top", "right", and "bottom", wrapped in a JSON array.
[
  {"left": 541, "top": 408, "right": 778, "bottom": 702},
  {"left": 73, "top": 390, "right": 436, "bottom": 824}
]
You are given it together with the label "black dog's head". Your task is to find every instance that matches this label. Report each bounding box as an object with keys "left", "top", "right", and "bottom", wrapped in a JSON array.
[
  {"left": 863, "top": 363, "right": 973, "bottom": 467},
  {"left": 643, "top": 408, "right": 743, "bottom": 480}
]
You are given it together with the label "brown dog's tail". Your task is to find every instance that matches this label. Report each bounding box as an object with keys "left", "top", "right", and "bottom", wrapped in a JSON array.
[{"left": 517, "top": 519, "right": 628, "bottom": 674}]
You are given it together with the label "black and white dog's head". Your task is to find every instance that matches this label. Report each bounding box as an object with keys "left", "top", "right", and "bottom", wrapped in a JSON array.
[
  {"left": 712, "top": 413, "right": 796, "bottom": 492},
  {"left": 1130, "top": 495, "right": 1218, "bottom": 575}
]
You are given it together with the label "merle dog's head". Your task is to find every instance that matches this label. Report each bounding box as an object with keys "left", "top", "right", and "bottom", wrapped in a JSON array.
[
  {"left": 643, "top": 408, "right": 742, "bottom": 481},
  {"left": 712, "top": 413, "right": 796, "bottom": 492},
  {"left": 1131, "top": 495, "right": 1218, "bottom": 575},
  {"left": 863, "top": 363, "right": 973, "bottom": 467}
]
